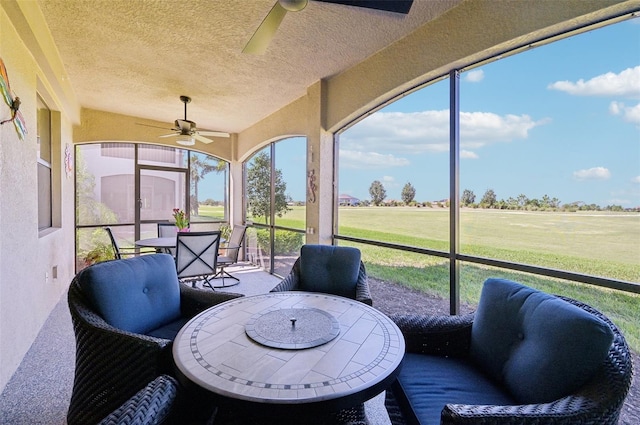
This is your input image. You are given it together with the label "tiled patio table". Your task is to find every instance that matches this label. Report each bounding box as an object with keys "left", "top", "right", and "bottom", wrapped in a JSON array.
[
  {"left": 135, "top": 237, "right": 177, "bottom": 250},
  {"left": 173, "top": 292, "right": 405, "bottom": 418}
]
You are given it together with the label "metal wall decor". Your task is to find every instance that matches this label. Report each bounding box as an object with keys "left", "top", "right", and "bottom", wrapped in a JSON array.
[
  {"left": 307, "top": 169, "right": 317, "bottom": 203},
  {"left": 0, "top": 57, "right": 27, "bottom": 140}
]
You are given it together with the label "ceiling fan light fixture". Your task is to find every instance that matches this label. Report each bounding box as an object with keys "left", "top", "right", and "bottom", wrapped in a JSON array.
[{"left": 176, "top": 136, "right": 195, "bottom": 146}]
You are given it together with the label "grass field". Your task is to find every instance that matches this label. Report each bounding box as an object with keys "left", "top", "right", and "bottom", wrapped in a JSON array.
[{"left": 200, "top": 204, "right": 640, "bottom": 351}]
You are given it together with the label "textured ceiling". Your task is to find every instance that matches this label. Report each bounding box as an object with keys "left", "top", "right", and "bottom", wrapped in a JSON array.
[{"left": 36, "top": 0, "right": 463, "bottom": 135}]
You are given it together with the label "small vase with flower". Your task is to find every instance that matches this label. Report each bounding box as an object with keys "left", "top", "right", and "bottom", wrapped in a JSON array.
[{"left": 172, "top": 208, "right": 190, "bottom": 232}]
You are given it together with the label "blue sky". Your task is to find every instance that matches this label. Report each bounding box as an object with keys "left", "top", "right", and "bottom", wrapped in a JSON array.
[
  {"left": 336, "top": 17, "right": 640, "bottom": 207},
  {"left": 204, "top": 17, "right": 639, "bottom": 208}
]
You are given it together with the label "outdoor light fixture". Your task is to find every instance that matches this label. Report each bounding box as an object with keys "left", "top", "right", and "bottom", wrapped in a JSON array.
[{"left": 176, "top": 135, "right": 195, "bottom": 146}]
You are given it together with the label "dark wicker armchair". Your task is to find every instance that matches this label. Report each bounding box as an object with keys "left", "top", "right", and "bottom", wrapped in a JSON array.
[
  {"left": 270, "top": 245, "right": 372, "bottom": 306},
  {"left": 385, "top": 294, "right": 633, "bottom": 425},
  {"left": 67, "top": 255, "right": 243, "bottom": 425},
  {"left": 98, "top": 375, "right": 178, "bottom": 425}
]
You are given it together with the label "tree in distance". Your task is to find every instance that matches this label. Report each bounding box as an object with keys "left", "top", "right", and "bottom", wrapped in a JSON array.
[
  {"left": 401, "top": 182, "right": 416, "bottom": 205},
  {"left": 480, "top": 188, "right": 497, "bottom": 208},
  {"left": 461, "top": 189, "right": 476, "bottom": 206},
  {"left": 246, "top": 151, "right": 290, "bottom": 224},
  {"left": 369, "top": 180, "right": 387, "bottom": 206}
]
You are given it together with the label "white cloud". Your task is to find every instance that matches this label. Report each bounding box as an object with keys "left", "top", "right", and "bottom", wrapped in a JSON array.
[
  {"left": 609, "top": 101, "right": 640, "bottom": 125},
  {"left": 464, "top": 69, "right": 484, "bottom": 82},
  {"left": 609, "top": 101, "right": 622, "bottom": 115},
  {"left": 632, "top": 176, "right": 640, "bottom": 184},
  {"left": 461, "top": 150, "right": 478, "bottom": 159},
  {"left": 340, "top": 110, "right": 546, "bottom": 156},
  {"left": 381, "top": 175, "right": 395, "bottom": 183},
  {"left": 547, "top": 66, "right": 640, "bottom": 98},
  {"left": 573, "top": 167, "right": 611, "bottom": 181},
  {"left": 339, "top": 149, "right": 410, "bottom": 169}
]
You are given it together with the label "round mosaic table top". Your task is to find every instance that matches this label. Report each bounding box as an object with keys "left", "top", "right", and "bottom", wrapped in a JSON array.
[
  {"left": 173, "top": 292, "right": 405, "bottom": 407},
  {"left": 245, "top": 307, "right": 340, "bottom": 349}
]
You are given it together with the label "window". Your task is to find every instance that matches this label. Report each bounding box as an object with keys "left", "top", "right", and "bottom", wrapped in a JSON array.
[
  {"left": 37, "top": 94, "right": 52, "bottom": 230},
  {"left": 334, "top": 17, "right": 639, "bottom": 326},
  {"left": 189, "top": 151, "right": 228, "bottom": 223},
  {"left": 459, "top": 18, "right": 639, "bottom": 285},
  {"left": 244, "top": 138, "right": 306, "bottom": 276}
]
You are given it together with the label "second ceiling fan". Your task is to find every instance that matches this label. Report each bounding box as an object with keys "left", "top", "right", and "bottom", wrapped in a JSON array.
[
  {"left": 243, "top": 0, "right": 414, "bottom": 54},
  {"left": 153, "top": 95, "right": 230, "bottom": 146}
]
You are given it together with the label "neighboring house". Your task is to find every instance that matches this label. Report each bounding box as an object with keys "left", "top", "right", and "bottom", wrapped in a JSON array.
[{"left": 339, "top": 194, "right": 360, "bottom": 206}]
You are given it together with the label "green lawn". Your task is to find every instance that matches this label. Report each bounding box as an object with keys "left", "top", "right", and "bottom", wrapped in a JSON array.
[
  {"left": 192, "top": 205, "right": 225, "bottom": 221},
  {"left": 201, "top": 204, "right": 640, "bottom": 351}
]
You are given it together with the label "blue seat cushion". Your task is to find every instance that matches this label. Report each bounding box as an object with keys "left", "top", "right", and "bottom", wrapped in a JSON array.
[
  {"left": 470, "top": 278, "right": 614, "bottom": 404},
  {"left": 395, "top": 353, "right": 516, "bottom": 425},
  {"left": 147, "top": 317, "right": 190, "bottom": 340},
  {"left": 299, "top": 245, "right": 361, "bottom": 299},
  {"left": 77, "top": 254, "right": 182, "bottom": 335}
]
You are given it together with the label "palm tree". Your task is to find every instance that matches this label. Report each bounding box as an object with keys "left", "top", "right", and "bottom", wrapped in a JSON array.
[{"left": 190, "top": 154, "right": 226, "bottom": 216}]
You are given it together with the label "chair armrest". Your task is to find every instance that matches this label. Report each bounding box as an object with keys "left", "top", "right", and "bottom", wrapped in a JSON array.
[
  {"left": 179, "top": 283, "right": 244, "bottom": 318},
  {"left": 355, "top": 261, "right": 372, "bottom": 305},
  {"left": 219, "top": 243, "right": 240, "bottom": 253},
  {"left": 442, "top": 383, "right": 614, "bottom": 425},
  {"left": 390, "top": 313, "right": 474, "bottom": 357},
  {"left": 270, "top": 257, "right": 302, "bottom": 292},
  {"left": 98, "top": 375, "right": 179, "bottom": 425}
]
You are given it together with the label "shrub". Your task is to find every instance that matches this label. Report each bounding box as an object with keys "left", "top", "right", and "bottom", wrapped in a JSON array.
[
  {"left": 256, "top": 229, "right": 304, "bottom": 254},
  {"left": 218, "top": 223, "right": 231, "bottom": 240}
]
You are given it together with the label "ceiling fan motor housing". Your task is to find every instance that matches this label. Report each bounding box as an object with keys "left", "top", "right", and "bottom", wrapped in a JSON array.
[{"left": 175, "top": 119, "right": 197, "bottom": 134}]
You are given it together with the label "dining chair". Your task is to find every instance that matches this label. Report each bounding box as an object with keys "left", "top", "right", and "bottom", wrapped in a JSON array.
[
  {"left": 105, "top": 227, "right": 140, "bottom": 260},
  {"left": 270, "top": 244, "right": 372, "bottom": 305},
  {"left": 213, "top": 224, "right": 247, "bottom": 288},
  {"left": 157, "top": 222, "right": 178, "bottom": 256},
  {"left": 175, "top": 231, "right": 222, "bottom": 290}
]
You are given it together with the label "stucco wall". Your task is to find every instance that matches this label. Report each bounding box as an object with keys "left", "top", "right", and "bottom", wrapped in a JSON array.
[{"left": 0, "top": 6, "right": 75, "bottom": 392}]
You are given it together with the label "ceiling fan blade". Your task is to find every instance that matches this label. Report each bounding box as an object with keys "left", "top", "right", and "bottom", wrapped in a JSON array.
[
  {"left": 158, "top": 133, "right": 178, "bottom": 138},
  {"left": 315, "top": 0, "right": 413, "bottom": 14},
  {"left": 242, "top": 1, "right": 288, "bottom": 54},
  {"left": 194, "top": 133, "right": 214, "bottom": 144},
  {"left": 136, "top": 123, "right": 174, "bottom": 131},
  {"left": 199, "top": 130, "right": 230, "bottom": 138}
]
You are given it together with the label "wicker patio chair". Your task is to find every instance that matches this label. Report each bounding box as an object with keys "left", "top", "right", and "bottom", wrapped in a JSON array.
[
  {"left": 384, "top": 294, "right": 633, "bottom": 425},
  {"left": 67, "top": 254, "right": 243, "bottom": 425},
  {"left": 98, "top": 375, "right": 178, "bottom": 425},
  {"left": 270, "top": 244, "right": 372, "bottom": 306}
]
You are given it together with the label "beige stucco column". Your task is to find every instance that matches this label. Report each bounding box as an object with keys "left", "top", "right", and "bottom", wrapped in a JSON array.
[
  {"left": 305, "top": 81, "right": 333, "bottom": 245},
  {"left": 228, "top": 155, "right": 243, "bottom": 229}
]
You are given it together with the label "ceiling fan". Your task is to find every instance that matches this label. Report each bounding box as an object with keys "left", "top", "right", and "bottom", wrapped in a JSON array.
[
  {"left": 141, "top": 95, "right": 230, "bottom": 146},
  {"left": 243, "top": 0, "right": 414, "bottom": 54}
]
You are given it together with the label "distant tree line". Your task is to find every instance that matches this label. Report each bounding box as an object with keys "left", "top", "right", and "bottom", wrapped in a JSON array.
[
  {"left": 461, "top": 188, "right": 635, "bottom": 212},
  {"left": 359, "top": 180, "right": 636, "bottom": 212}
]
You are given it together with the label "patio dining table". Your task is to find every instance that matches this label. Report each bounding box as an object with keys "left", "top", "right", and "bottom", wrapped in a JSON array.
[
  {"left": 135, "top": 237, "right": 177, "bottom": 250},
  {"left": 172, "top": 292, "right": 405, "bottom": 421}
]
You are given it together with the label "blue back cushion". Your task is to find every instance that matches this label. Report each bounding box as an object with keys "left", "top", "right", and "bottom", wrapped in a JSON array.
[
  {"left": 470, "top": 278, "right": 614, "bottom": 404},
  {"left": 299, "top": 245, "right": 361, "bottom": 299},
  {"left": 77, "top": 254, "right": 182, "bottom": 335}
]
